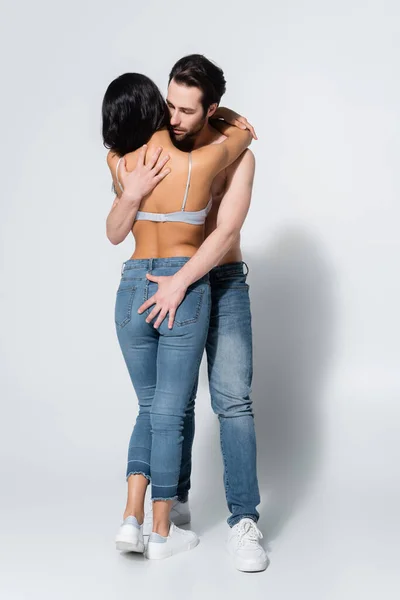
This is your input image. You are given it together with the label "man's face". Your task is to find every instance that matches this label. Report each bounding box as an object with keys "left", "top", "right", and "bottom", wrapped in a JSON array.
[{"left": 167, "top": 79, "right": 207, "bottom": 146}]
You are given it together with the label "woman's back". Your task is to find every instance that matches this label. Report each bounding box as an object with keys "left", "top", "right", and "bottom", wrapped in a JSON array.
[
  {"left": 107, "top": 120, "right": 252, "bottom": 259},
  {"left": 109, "top": 129, "right": 220, "bottom": 259},
  {"left": 103, "top": 72, "right": 251, "bottom": 257}
]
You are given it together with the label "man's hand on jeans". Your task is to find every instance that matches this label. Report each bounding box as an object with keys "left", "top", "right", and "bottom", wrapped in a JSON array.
[{"left": 137, "top": 274, "right": 188, "bottom": 329}]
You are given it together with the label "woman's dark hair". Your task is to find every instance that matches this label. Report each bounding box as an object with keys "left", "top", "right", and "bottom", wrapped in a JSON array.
[
  {"left": 169, "top": 54, "right": 226, "bottom": 113},
  {"left": 102, "top": 73, "right": 169, "bottom": 156}
]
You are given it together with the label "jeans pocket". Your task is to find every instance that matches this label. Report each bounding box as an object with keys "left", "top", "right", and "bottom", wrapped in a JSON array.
[
  {"left": 115, "top": 285, "right": 137, "bottom": 329},
  {"left": 174, "top": 286, "right": 205, "bottom": 327}
]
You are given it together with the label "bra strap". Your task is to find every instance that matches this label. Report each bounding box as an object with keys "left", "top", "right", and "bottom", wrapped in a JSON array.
[
  {"left": 115, "top": 156, "right": 124, "bottom": 192},
  {"left": 181, "top": 152, "right": 192, "bottom": 211}
]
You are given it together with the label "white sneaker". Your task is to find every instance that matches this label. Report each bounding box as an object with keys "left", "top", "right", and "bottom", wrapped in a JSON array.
[
  {"left": 145, "top": 522, "right": 199, "bottom": 560},
  {"left": 227, "top": 518, "right": 269, "bottom": 572},
  {"left": 143, "top": 499, "right": 191, "bottom": 536},
  {"left": 115, "top": 516, "right": 144, "bottom": 553},
  {"left": 170, "top": 499, "right": 191, "bottom": 526}
]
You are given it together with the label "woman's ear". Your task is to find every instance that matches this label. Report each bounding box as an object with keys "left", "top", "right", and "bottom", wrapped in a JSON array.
[{"left": 207, "top": 103, "right": 218, "bottom": 118}]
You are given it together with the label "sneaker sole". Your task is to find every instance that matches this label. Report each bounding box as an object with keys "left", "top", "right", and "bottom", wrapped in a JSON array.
[
  {"left": 116, "top": 539, "right": 145, "bottom": 553},
  {"left": 234, "top": 556, "right": 270, "bottom": 572},
  {"left": 145, "top": 536, "right": 199, "bottom": 560}
]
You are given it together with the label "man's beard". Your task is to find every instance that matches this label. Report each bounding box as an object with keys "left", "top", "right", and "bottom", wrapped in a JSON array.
[{"left": 169, "top": 118, "right": 206, "bottom": 152}]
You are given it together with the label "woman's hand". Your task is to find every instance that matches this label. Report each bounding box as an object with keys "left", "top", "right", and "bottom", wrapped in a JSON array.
[
  {"left": 213, "top": 107, "right": 258, "bottom": 140},
  {"left": 118, "top": 145, "right": 171, "bottom": 201}
]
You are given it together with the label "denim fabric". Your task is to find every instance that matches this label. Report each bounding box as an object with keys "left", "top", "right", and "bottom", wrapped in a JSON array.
[
  {"left": 177, "top": 262, "right": 260, "bottom": 526},
  {"left": 115, "top": 257, "right": 211, "bottom": 500}
]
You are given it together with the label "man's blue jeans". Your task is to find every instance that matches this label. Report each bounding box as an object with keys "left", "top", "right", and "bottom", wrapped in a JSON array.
[
  {"left": 115, "top": 257, "right": 211, "bottom": 501},
  {"left": 177, "top": 262, "right": 260, "bottom": 526}
]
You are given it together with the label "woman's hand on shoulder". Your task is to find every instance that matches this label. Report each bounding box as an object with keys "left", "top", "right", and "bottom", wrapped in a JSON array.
[
  {"left": 107, "top": 145, "right": 171, "bottom": 202},
  {"left": 213, "top": 107, "right": 258, "bottom": 140}
]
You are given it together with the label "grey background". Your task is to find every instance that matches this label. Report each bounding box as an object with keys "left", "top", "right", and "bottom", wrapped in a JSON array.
[{"left": 0, "top": 1, "right": 399, "bottom": 598}]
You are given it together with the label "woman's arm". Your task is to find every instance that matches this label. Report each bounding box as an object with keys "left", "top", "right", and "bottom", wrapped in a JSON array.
[
  {"left": 194, "top": 121, "right": 253, "bottom": 177},
  {"left": 105, "top": 152, "right": 142, "bottom": 245},
  {"left": 213, "top": 107, "right": 258, "bottom": 139},
  {"left": 105, "top": 147, "right": 170, "bottom": 245},
  {"left": 106, "top": 193, "right": 141, "bottom": 245}
]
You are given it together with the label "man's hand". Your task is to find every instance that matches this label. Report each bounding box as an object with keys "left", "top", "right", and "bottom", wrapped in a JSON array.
[
  {"left": 137, "top": 274, "right": 188, "bottom": 329},
  {"left": 119, "top": 145, "right": 171, "bottom": 201},
  {"left": 213, "top": 107, "right": 258, "bottom": 140}
]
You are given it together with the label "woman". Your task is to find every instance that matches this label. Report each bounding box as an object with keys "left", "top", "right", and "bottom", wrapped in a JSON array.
[{"left": 102, "top": 73, "right": 252, "bottom": 560}]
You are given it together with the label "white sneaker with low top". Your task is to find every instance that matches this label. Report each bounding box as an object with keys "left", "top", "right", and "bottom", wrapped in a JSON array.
[
  {"left": 227, "top": 518, "right": 269, "bottom": 572},
  {"left": 143, "top": 499, "right": 191, "bottom": 536},
  {"left": 115, "top": 516, "right": 145, "bottom": 553},
  {"left": 145, "top": 522, "right": 199, "bottom": 560}
]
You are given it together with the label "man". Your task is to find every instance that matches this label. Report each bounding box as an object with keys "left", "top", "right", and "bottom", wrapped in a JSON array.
[{"left": 110, "top": 55, "right": 268, "bottom": 572}]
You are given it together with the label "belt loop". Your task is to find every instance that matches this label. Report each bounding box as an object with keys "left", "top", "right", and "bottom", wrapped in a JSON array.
[
  {"left": 242, "top": 261, "right": 249, "bottom": 276},
  {"left": 148, "top": 258, "right": 153, "bottom": 272},
  {"left": 121, "top": 261, "right": 126, "bottom": 276}
]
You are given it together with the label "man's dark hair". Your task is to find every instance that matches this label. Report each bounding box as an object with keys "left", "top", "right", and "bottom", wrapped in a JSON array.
[
  {"left": 102, "top": 73, "right": 169, "bottom": 156},
  {"left": 169, "top": 54, "right": 226, "bottom": 113}
]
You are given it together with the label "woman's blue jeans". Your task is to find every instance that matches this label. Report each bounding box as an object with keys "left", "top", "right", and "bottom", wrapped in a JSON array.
[{"left": 115, "top": 257, "right": 211, "bottom": 500}]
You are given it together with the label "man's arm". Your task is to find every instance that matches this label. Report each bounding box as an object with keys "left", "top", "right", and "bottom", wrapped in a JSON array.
[
  {"left": 173, "top": 149, "right": 255, "bottom": 286},
  {"left": 139, "top": 149, "right": 255, "bottom": 328}
]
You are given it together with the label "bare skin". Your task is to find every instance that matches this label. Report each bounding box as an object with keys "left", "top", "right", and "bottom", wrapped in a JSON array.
[
  {"left": 170, "top": 116, "right": 244, "bottom": 263},
  {"left": 123, "top": 476, "right": 172, "bottom": 538},
  {"left": 198, "top": 127, "right": 244, "bottom": 265},
  {"left": 133, "top": 83, "right": 257, "bottom": 328},
  {"left": 117, "top": 136, "right": 255, "bottom": 538},
  {"left": 166, "top": 82, "right": 256, "bottom": 266},
  {"left": 107, "top": 126, "right": 251, "bottom": 259},
  {"left": 106, "top": 79, "right": 256, "bottom": 535},
  {"left": 107, "top": 123, "right": 252, "bottom": 536},
  {"left": 139, "top": 126, "right": 256, "bottom": 327}
]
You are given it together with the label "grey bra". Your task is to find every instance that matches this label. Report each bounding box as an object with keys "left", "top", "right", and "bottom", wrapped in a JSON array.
[{"left": 115, "top": 152, "right": 212, "bottom": 225}]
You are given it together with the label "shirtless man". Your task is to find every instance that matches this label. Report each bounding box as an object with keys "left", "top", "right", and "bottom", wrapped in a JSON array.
[{"left": 112, "top": 55, "right": 268, "bottom": 572}]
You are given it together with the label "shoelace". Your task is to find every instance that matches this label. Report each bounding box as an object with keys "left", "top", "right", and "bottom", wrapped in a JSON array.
[{"left": 236, "top": 520, "right": 263, "bottom": 548}]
